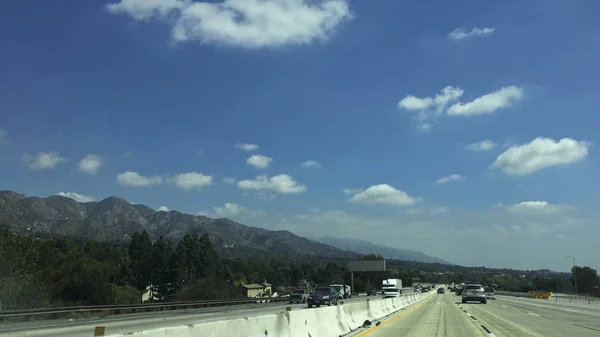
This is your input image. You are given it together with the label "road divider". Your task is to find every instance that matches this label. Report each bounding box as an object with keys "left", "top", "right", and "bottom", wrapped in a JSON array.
[{"left": 105, "top": 291, "right": 434, "bottom": 337}]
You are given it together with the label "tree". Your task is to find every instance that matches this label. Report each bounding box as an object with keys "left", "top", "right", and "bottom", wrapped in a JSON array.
[
  {"left": 129, "top": 230, "right": 153, "bottom": 301},
  {"left": 360, "top": 253, "right": 384, "bottom": 260},
  {"left": 152, "top": 236, "right": 173, "bottom": 299},
  {"left": 572, "top": 266, "right": 598, "bottom": 294}
]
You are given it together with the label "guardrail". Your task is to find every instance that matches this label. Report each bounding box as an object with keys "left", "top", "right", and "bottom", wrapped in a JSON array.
[
  {"left": 496, "top": 291, "right": 599, "bottom": 303},
  {"left": 0, "top": 297, "right": 288, "bottom": 321}
]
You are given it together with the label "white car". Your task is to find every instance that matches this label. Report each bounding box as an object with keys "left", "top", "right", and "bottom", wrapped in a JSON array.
[{"left": 485, "top": 287, "right": 496, "bottom": 300}]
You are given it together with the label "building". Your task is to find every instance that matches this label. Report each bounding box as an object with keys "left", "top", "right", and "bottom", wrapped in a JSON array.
[
  {"left": 240, "top": 281, "right": 273, "bottom": 298},
  {"left": 241, "top": 283, "right": 266, "bottom": 298}
]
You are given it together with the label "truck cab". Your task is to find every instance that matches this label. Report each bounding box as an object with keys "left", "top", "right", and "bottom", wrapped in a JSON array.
[
  {"left": 381, "top": 279, "right": 403, "bottom": 298},
  {"left": 329, "top": 284, "right": 351, "bottom": 299}
]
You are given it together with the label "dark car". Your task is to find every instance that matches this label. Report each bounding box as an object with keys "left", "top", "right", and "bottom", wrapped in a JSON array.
[
  {"left": 437, "top": 288, "right": 445, "bottom": 294},
  {"left": 456, "top": 288, "right": 463, "bottom": 295},
  {"left": 367, "top": 288, "right": 377, "bottom": 296},
  {"left": 308, "top": 287, "right": 339, "bottom": 308},
  {"left": 288, "top": 289, "right": 309, "bottom": 304}
]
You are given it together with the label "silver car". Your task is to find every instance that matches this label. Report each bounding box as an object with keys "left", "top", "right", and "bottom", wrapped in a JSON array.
[{"left": 462, "top": 284, "right": 486, "bottom": 304}]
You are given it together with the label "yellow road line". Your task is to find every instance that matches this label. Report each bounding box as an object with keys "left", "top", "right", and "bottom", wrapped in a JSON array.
[{"left": 356, "top": 298, "right": 429, "bottom": 337}]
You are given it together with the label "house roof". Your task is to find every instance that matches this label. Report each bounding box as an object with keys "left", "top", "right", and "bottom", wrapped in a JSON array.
[{"left": 242, "top": 284, "right": 265, "bottom": 289}]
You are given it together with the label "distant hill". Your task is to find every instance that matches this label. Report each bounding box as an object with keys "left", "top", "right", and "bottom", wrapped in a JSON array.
[
  {"left": 312, "top": 235, "right": 452, "bottom": 265},
  {"left": 0, "top": 190, "right": 358, "bottom": 261}
]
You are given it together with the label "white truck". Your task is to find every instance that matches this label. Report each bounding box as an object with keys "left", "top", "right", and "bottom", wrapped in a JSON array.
[
  {"left": 382, "top": 279, "right": 403, "bottom": 298},
  {"left": 330, "top": 284, "right": 352, "bottom": 299}
]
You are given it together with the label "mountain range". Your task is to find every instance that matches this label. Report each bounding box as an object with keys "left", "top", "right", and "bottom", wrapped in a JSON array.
[
  {"left": 311, "top": 235, "right": 452, "bottom": 265},
  {"left": 0, "top": 190, "right": 449, "bottom": 264}
]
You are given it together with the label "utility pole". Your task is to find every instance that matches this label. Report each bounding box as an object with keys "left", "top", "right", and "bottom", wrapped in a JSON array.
[{"left": 562, "top": 255, "right": 577, "bottom": 294}]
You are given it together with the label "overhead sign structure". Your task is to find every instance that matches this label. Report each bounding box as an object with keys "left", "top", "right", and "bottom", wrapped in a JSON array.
[
  {"left": 348, "top": 260, "right": 386, "bottom": 272},
  {"left": 347, "top": 260, "right": 387, "bottom": 295}
]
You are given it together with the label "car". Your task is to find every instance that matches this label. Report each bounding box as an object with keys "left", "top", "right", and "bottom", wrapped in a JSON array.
[
  {"left": 288, "top": 289, "right": 309, "bottom": 304},
  {"left": 308, "top": 287, "right": 340, "bottom": 308},
  {"left": 367, "top": 288, "right": 377, "bottom": 296},
  {"left": 462, "top": 284, "right": 486, "bottom": 304},
  {"left": 414, "top": 287, "right": 420, "bottom": 293},
  {"left": 456, "top": 288, "right": 463, "bottom": 295},
  {"left": 437, "top": 288, "right": 445, "bottom": 294},
  {"left": 485, "top": 287, "right": 496, "bottom": 300}
]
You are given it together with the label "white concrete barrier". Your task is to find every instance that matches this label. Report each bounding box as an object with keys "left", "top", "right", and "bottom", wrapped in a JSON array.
[{"left": 106, "top": 292, "right": 433, "bottom": 337}]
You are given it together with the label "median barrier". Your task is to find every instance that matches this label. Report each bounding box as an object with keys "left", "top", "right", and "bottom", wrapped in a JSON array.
[
  {"left": 105, "top": 292, "right": 433, "bottom": 337},
  {"left": 343, "top": 301, "right": 369, "bottom": 330}
]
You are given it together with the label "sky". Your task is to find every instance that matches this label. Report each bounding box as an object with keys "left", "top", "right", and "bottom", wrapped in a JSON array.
[{"left": 1, "top": 0, "right": 599, "bottom": 272}]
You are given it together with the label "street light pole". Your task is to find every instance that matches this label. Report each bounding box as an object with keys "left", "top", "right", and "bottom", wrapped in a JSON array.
[{"left": 563, "top": 255, "right": 577, "bottom": 294}]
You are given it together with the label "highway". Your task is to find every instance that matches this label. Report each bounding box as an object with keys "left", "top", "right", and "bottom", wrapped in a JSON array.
[
  {"left": 0, "top": 290, "right": 415, "bottom": 337},
  {"left": 353, "top": 292, "right": 600, "bottom": 337}
]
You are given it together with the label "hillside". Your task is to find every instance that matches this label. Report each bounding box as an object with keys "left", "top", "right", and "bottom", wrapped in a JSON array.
[{"left": 0, "top": 190, "right": 358, "bottom": 260}]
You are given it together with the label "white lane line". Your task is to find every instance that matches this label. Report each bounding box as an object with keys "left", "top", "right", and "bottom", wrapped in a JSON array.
[
  {"left": 501, "top": 305, "right": 508, "bottom": 308},
  {"left": 481, "top": 324, "right": 497, "bottom": 336},
  {"left": 528, "top": 312, "right": 540, "bottom": 317}
]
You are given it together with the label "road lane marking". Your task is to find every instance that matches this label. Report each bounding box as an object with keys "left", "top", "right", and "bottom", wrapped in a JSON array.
[
  {"left": 356, "top": 300, "right": 427, "bottom": 336},
  {"left": 481, "top": 324, "right": 498, "bottom": 337},
  {"left": 573, "top": 324, "right": 600, "bottom": 332},
  {"left": 528, "top": 312, "right": 540, "bottom": 317}
]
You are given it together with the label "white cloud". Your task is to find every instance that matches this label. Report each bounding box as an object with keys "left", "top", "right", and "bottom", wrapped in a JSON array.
[
  {"left": 348, "top": 184, "right": 420, "bottom": 206},
  {"left": 117, "top": 171, "right": 163, "bottom": 187},
  {"left": 398, "top": 86, "right": 464, "bottom": 130},
  {"left": 247, "top": 154, "right": 273, "bottom": 169},
  {"left": 107, "top": 0, "right": 353, "bottom": 49},
  {"left": 222, "top": 177, "right": 236, "bottom": 184},
  {"left": 235, "top": 143, "right": 259, "bottom": 151},
  {"left": 57, "top": 192, "right": 95, "bottom": 203},
  {"left": 447, "top": 86, "right": 524, "bottom": 116},
  {"left": 435, "top": 174, "right": 464, "bottom": 184},
  {"left": 507, "top": 201, "right": 571, "bottom": 214},
  {"left": 238, "top": 174, "right": 307, "bottom": 194},
  {"left": 157, "top": 206, "right": 170, "bottom": 212},
  {"left": 78, "top": 154, "right": 103, "bottom": 175},
  {"left": 491, "top": 137, "right": 589, "bottom": 176},
  {"left": 301, "top": 160, "right": 321, "bottom": 168},
  {"left": 466, "top": 140, "right": 496, "bottom": 152},
  {"left": 170, "top": 172, "right": 213, "bottom": 191},
  {"left": 406, "top": 208, "right": 423, "bottom": 215},
  {"left": 398, "top": 86, "right": 464, "bottom": 113},
  {"left": 449, "top": 27, "right": 495, "bottom": 40},
  {"left": 22, "top": 152, "right": 68, "bottom": 171},
  {"left": 214, "top": 203, "right": 246, "bottom": 216},
  {"left": 430, "top": 206, "right": 449, "bottom": 215},
  {"left": 343, "top": 188, "right": 362, "bottom": 195}
]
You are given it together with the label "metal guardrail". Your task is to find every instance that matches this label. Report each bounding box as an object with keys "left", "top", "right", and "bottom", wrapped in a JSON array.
[{"left": 0, "top": 297, "right": 288, "bottom": 320}]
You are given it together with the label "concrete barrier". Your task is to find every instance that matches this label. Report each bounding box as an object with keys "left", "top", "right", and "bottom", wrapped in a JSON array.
[{"left": 106, "top": 292, "right": 433, "bottom": 337}]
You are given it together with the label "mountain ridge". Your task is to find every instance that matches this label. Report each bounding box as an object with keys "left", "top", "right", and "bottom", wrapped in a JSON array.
[
  {"left": 0, "top": 190, "right": 448, "bottom": 264},
  {"left": 311, "top": 235, "right": 452, "bottom": 265}
]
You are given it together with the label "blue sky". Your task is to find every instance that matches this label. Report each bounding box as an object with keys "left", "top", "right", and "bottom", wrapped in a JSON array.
[{"left": 1, "top": 0, "right": 599, "bottom": 271}]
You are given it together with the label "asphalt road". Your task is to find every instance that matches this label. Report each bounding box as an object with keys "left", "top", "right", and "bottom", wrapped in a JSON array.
[
  {"left": 0, "top": 291, "right": 406, "bottom": 337},
  {"left": 354, "top": 292, "right": 600, "bottom": 337}
]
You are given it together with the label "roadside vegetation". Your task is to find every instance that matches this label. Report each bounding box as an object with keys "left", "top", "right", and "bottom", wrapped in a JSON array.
[{"left": 0, "top": 229, "right": 597, "bottom": 310}]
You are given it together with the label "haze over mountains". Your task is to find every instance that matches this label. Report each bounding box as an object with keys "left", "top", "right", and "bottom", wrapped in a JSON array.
[
  {"left": 0, "top": 190, "right": 449, "bottom": 264},
  {"left": 312, "top": 236, "right": 452, "bottom": 265}
]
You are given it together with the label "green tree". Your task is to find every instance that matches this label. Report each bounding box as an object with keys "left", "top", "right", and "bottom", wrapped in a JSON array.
[
  {"left": 573, "top": 266, "right": 598, "bottom": 294},
  {"left": 129, "top": 230, "right": 153, "bottom": 301}
]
